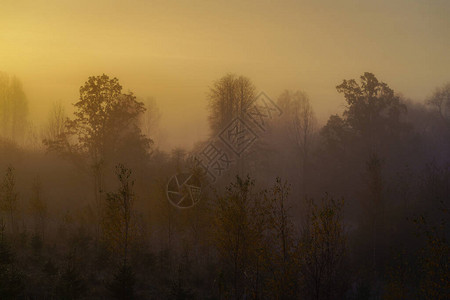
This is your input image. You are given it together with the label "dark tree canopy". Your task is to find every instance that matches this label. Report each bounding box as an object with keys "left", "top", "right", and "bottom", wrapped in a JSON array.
[
  {"left": 321, "top": 73, "right": 407, "bottom": 155},
  {"left": 45, "top": 74, "right": 151, "bottom": 168},
  {"left": 321, "top": 114, "right": 350, "bottom": 153},
  {"left": 336, "top": 72, "right": 406, "bottom": 137}
]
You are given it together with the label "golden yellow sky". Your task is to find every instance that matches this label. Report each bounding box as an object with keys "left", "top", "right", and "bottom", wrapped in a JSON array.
[{"left": 1, "top": 0, "right": 449, "bottom": 149}]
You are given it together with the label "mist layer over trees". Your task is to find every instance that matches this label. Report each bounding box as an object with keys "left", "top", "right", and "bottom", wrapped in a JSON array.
[{"left": 0, "top": 71, "right": 448, "bottom": 299}]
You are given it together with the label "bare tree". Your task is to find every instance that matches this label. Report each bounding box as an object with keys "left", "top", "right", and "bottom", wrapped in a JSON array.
[
  {"left": 0, "top": 72, "right": 28, "bottom": 142},
  {"left": 208, "top": 74, "right": 256, "bottom": 135},
  {"left": 43, "top": 101, "right": 66, "bottom": 142},
  {"left": 103, "top": 164, "right": 135, "bottom": 266},
  {"left": 300, "top": 195, "right": 347, "bottom": 300},
  {"left": 212, "top": 176, "right": 270, "bottom": 299},
  {"left": 103, "top": 164, "right": 137, "bottom": 299},
  {"left": 0, "top": 166, "right": 18, "bottom": 235},
  {"left": 140, "top": 97, "right": 162, "bottom": 147},
  {"left": 427, "top": 82, "right": 450, "bottom": 126},
  {"left": 266, "top": 178, "right": 299, "bottom": 298},
  {"left": 278, "top": 90, "right": 317, "bottom": 194}
]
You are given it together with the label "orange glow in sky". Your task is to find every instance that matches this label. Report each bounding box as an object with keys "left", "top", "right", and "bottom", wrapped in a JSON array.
[{"left": 1, "top": 0, "right": 449, "bottom": 149}]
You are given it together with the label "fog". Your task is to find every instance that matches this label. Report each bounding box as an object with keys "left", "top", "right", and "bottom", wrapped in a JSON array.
[
  {"left": 2, "top": 0, "right": 449, "bottom": 149},
  {"left": 0, "top": 1, "right": 449, "bottom": 299}
]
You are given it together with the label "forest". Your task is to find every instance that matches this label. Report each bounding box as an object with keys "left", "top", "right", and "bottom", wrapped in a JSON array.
[{"left": 0, "top": 70, "right": 448, "bottom": 299}]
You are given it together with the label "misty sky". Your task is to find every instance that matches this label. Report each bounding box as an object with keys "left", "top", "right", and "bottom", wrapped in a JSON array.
[{"left": 1, "top": 0, "right": 449, "bottom": 150}]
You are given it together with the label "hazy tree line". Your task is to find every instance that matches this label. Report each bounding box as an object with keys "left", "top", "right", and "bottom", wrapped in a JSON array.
[{"left": 0, "top": 71, "right": 448, "bottom": 299}]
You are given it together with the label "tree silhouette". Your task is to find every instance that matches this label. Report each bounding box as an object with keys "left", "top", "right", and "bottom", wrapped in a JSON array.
[
  {"left": 103, "top": 164, "right": 135, "bottom": 266},
  {"left": 212, "top": 175, "right": 270, "bottom": 299},
  {"left": 0, "top": 167, "right": 18, "bottom": 235},
  {"left": 427, "top": 82, "right": 450, "bottom": 123},
  {"left": 277, "top": 90, "right": 316, "bottom": 194},
  {"left": 265, "top": 178, "right": 298, "bottom": 298},
  {"left": 208, "top": 74, "right": 256, "bottom": 135},
  {"left": 300, "top": 195, "right": 347, "bottom": 300},
  {"left": 45, "top": 74, "right": 151, "bottom": 243},
  {"left": 0, "top": 72, "right": 28, "bottom": 142},
  {"left": 336, "top": 72, "right": 406, "bottom": 144},
  {"left": 43, "top": 101, "right": 66, "bottom": 143},
  {"left": 321, "top": 114, "right": 350, "bottom": 154}
]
